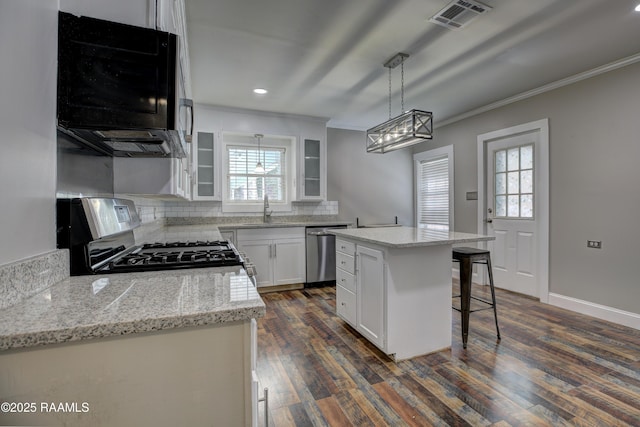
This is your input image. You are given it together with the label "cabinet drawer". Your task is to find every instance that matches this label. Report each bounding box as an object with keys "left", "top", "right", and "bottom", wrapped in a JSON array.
[
  {"left": 336, "top": 239, "right": 355, "bottom": 255},
  {"left": 336, "top": 285, "right": 356, "bottom": 326},
  {"left": 336, "top": 268, "right": 355, "bottom": 293},
  {"left": 336, "top": 251, "right": 355, "bottom": 275}
]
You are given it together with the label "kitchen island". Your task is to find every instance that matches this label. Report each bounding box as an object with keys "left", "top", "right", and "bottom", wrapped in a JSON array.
[{"left": 331, "top": 226, "right": 494, "bottom": 360}]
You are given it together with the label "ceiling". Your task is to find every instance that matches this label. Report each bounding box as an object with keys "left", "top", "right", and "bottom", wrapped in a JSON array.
[{"left": 185, "top": 0, "right": 640, "bottom": 131}]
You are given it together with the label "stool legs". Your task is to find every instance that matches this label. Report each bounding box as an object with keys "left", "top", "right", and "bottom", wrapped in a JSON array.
[
  {"left": 458, "top": 258, "right": 473, "bottom": 349},
  {"left": 485, "top": 257, "right": 501, "bottom": 340}
]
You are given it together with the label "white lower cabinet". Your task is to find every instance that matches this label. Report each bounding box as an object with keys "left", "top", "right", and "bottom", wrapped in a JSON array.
[
  {"left": 237, "top": 227, "right": 305, "bottom": 288},
  {"left": 0, "top": 320, "right": 258, "bottom": 427},
  {"left": 336, "top": 239, "right": 386, "bottom": 351},
  {"left": 355, "top": 245, "right": 385, "bottom": 349}
]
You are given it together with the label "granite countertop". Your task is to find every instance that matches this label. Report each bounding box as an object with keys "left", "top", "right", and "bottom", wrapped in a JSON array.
[
  {"left": 0, "top": 219, "right": 355, "bottom": 352},
  {"left": 331, "top": 226, "right": 495, "bottom": 248},
  {"left": 0, "top": 266, "right": 265, "bottom": 351}
]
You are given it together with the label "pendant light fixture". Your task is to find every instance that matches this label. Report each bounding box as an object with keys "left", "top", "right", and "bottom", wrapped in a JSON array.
[
  {"left": 366, "top": 52, "right": 433, "bottom": 153},
  {"left": 254, "top": 133, "right": 265, "bottom": 174}
]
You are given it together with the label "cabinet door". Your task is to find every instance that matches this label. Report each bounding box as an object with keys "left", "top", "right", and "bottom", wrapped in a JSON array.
[
  {"left": 171, "top": 146, "right": 191, "bottom": 199},
  {"left": 192, "top": 132, "right": 221, "bottom": 200},
  {"left": 336, "top": 285, "right": 357, "bottom": 327},
  {"left": 274, "top": 238, "right": 306, "bottom": 285},
  {"left": 237, "top": 240, "right": 272, "bottom": 287},
  {"left": 356, "top": 245, "right": 385, "bottom": 349},
  {"left": 298, "top": 138, "right": 326, "bottom": 200}
]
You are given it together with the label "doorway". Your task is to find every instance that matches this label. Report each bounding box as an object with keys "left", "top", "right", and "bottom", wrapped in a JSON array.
[{"left": 477, "top": 119, "right": 549, "bottom": 301}]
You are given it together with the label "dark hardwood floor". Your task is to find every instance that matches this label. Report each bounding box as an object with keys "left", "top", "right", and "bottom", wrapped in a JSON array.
[{"left": 256, "top": 283, "right": 640, "bottom": 426}]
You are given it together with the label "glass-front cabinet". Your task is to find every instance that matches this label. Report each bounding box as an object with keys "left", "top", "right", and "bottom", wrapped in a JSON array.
[
  {"left": 297, "top": 138, "right": 326, "bottom": 200},
  {"left": 192, "top": 131, "right": 221, "bottom": 200}
]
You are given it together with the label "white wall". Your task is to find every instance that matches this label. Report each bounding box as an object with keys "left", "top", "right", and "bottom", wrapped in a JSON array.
[
  {"left": 327, "top": 128, "right": 413, "bottom": 226},
  {"left": 59, "top": 0, "right": 152, "bottom": 28},
  {"left": 194, "top": 104, "right": 327, "bottom": 143},
  {"left": 0, "top": 0, "right": 58, "bottom": 265},
  {"left": 413, "top": 61, "right": 640, "bottom": 315}
]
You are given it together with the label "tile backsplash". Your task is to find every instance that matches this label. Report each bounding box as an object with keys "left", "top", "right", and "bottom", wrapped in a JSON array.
[{"left": 118, "top": 197, "right": 339, "bottom": 224}]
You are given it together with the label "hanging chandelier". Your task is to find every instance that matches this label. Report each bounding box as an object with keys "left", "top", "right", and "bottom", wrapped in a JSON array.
[{"left": 366, "top": 52, "right": 433, "bottom": 153}]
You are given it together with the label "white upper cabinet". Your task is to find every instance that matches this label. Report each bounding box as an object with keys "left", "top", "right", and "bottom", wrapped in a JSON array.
[
  {"left": 157, "top": 0, "right": 194, "bottom": 153},
  {"left": 297, "top": 137, "right": 327, "bottom": 201},
  {"left": 192, "top": 131, "right": 222, "bottom": 200}
]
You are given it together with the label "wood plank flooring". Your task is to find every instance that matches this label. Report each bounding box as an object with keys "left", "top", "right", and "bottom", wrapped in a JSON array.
[{"left": 256, "top": 283, "right": 640, "bottom": 426}]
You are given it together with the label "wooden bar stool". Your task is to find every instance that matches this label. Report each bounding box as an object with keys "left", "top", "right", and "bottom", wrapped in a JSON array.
[{"left": 452, "top": 247, "right": 500, "bottom": 349}]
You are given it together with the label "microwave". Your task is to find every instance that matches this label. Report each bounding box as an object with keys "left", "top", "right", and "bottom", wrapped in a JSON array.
[{"left": 57, "top": 11, "right": 191, "bottom": 157}]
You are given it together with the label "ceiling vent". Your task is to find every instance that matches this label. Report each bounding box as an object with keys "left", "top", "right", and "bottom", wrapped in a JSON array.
[{"left": 429, "top": 0, "right": 492, "bottom": 30}]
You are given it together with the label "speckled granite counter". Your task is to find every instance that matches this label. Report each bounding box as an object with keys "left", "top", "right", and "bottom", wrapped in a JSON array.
[
  {"left": 331, "top": 226, "right": 494, "bottom": 248},
  {"left": 0, "top": 266, "right": 264, "bottom": 351}
]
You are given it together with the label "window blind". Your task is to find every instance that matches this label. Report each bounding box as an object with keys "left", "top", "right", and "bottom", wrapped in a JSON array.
[
  {"left": 227, "top": 146, "right": 285, "bottom": 202},
  {"left": 418, "top": 156, "right": 449, "bottom": 230}
]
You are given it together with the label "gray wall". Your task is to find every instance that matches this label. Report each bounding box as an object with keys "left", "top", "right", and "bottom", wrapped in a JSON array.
[
  {"left": 327, "top": 128, "right": 413, "bottom": 227},
  {"left": 0, "top": 0, "right": 58, "bottom": 265},
  {"left": 413, "top": 61, "right": 640, "bottom": 314}
]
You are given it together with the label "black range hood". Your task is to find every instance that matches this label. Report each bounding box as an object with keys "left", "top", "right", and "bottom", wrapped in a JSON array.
[{"left": 57, "top": 12, "right": 188, "bottom": 158}]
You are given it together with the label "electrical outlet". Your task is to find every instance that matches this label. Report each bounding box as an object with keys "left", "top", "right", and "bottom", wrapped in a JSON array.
[{"left": 587, "top": 240, "right": 602, "bottom": 249}]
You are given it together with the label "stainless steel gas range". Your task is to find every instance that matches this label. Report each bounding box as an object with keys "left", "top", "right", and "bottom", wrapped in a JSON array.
[{"left": 56, "top": 198, "right": 245, "bottom": 276}]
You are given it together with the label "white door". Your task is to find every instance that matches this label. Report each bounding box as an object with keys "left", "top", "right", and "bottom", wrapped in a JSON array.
[{"left": 478, "top": 119, "right": 549, "bottom": 300}]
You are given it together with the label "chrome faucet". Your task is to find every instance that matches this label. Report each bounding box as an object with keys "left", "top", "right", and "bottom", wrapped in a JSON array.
[{"left": 263, "top": 194, "right": 272, "bottom": 223}]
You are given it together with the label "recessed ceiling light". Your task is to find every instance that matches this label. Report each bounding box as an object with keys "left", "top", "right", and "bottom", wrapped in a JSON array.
[
  {"left": 636, "top": 3, "right": 640, "bottom": 11},
  {"left": 253, "top": 88, "right": 268, "bottom": 95}
]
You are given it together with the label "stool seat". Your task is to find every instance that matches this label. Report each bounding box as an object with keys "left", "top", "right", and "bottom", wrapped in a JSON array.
[
  {"left": 452, "top": 246, "right": 500, "bottom": 349},
  {"left": 453, "top": 247, "right": 490, "bottom": 258}
]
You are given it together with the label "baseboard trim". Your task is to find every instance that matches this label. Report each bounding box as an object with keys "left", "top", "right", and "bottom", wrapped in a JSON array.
[
  {"left": 257, "top": 283, "right": 304, "bottom": 294},
  {"left": 548, "top": 293, "right": 640, "bottom": 330}
]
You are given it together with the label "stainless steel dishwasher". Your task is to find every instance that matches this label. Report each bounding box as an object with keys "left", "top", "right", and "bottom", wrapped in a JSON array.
[{"left": 306, "top": 225, "right": 347, "bottom": 285}]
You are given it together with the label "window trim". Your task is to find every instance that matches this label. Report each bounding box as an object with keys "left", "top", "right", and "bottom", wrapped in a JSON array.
[
  {"left": 414, "top": 145, "right": 454, "bottom": 230},
  {"left": 221, "top": 131, "right": 296, "bottom": 213}
]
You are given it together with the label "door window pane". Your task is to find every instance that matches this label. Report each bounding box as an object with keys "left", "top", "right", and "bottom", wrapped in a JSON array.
[
  {"left": 507, "top": 148, "right": 519, "bottom": 171},
  {"left": 521, "top": 145, "right": 533, "bottom": 169},
  {"left": 508, "top": 172, "right": 519, "bottom": 194},
  {"left": 495, "top": 173, "right": 506, "bottom": 194},
  {"left": 496, "top": 195, "right": 507, "bottom": 217},
  {"left": 521, "top": 195, "right": 533, "bottom": 218},
  {"left": 496, "top": 151, "right": 506, "bottom": 172},
  {"left": 494, "top": 144, "right": 534, "bottom": 219},
  {"left": 508, "top": 195, "right": 520, "bottom": 217},
  {"left": 521, "top": 170, "right": 533, "bottom": 193}
]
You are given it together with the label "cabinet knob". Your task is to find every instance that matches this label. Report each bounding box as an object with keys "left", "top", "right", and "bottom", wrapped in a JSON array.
[{"left": 341, "top": 302, "right": 346, "bottom": 306}]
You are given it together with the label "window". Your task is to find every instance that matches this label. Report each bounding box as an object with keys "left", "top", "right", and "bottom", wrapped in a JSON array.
[
  {"left": 414, "top": 145, "right": 454, "bottom": 230},
  {"left": 494, "top": 144, "right": 533, "bottom": 218},
  {"left": 227, "top": 146, "right": 285, "bottom": 202},
  {"left": 222, "top": 132, "right": 294, "bottom": 212}
]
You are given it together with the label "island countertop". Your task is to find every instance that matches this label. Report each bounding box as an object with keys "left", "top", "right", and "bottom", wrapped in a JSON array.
[
  {"left": 330, "top": 226, "right": 494, "bottom": 248},
  {"left": 0, "top": 266, "right": 265, "bottom": 351}
]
